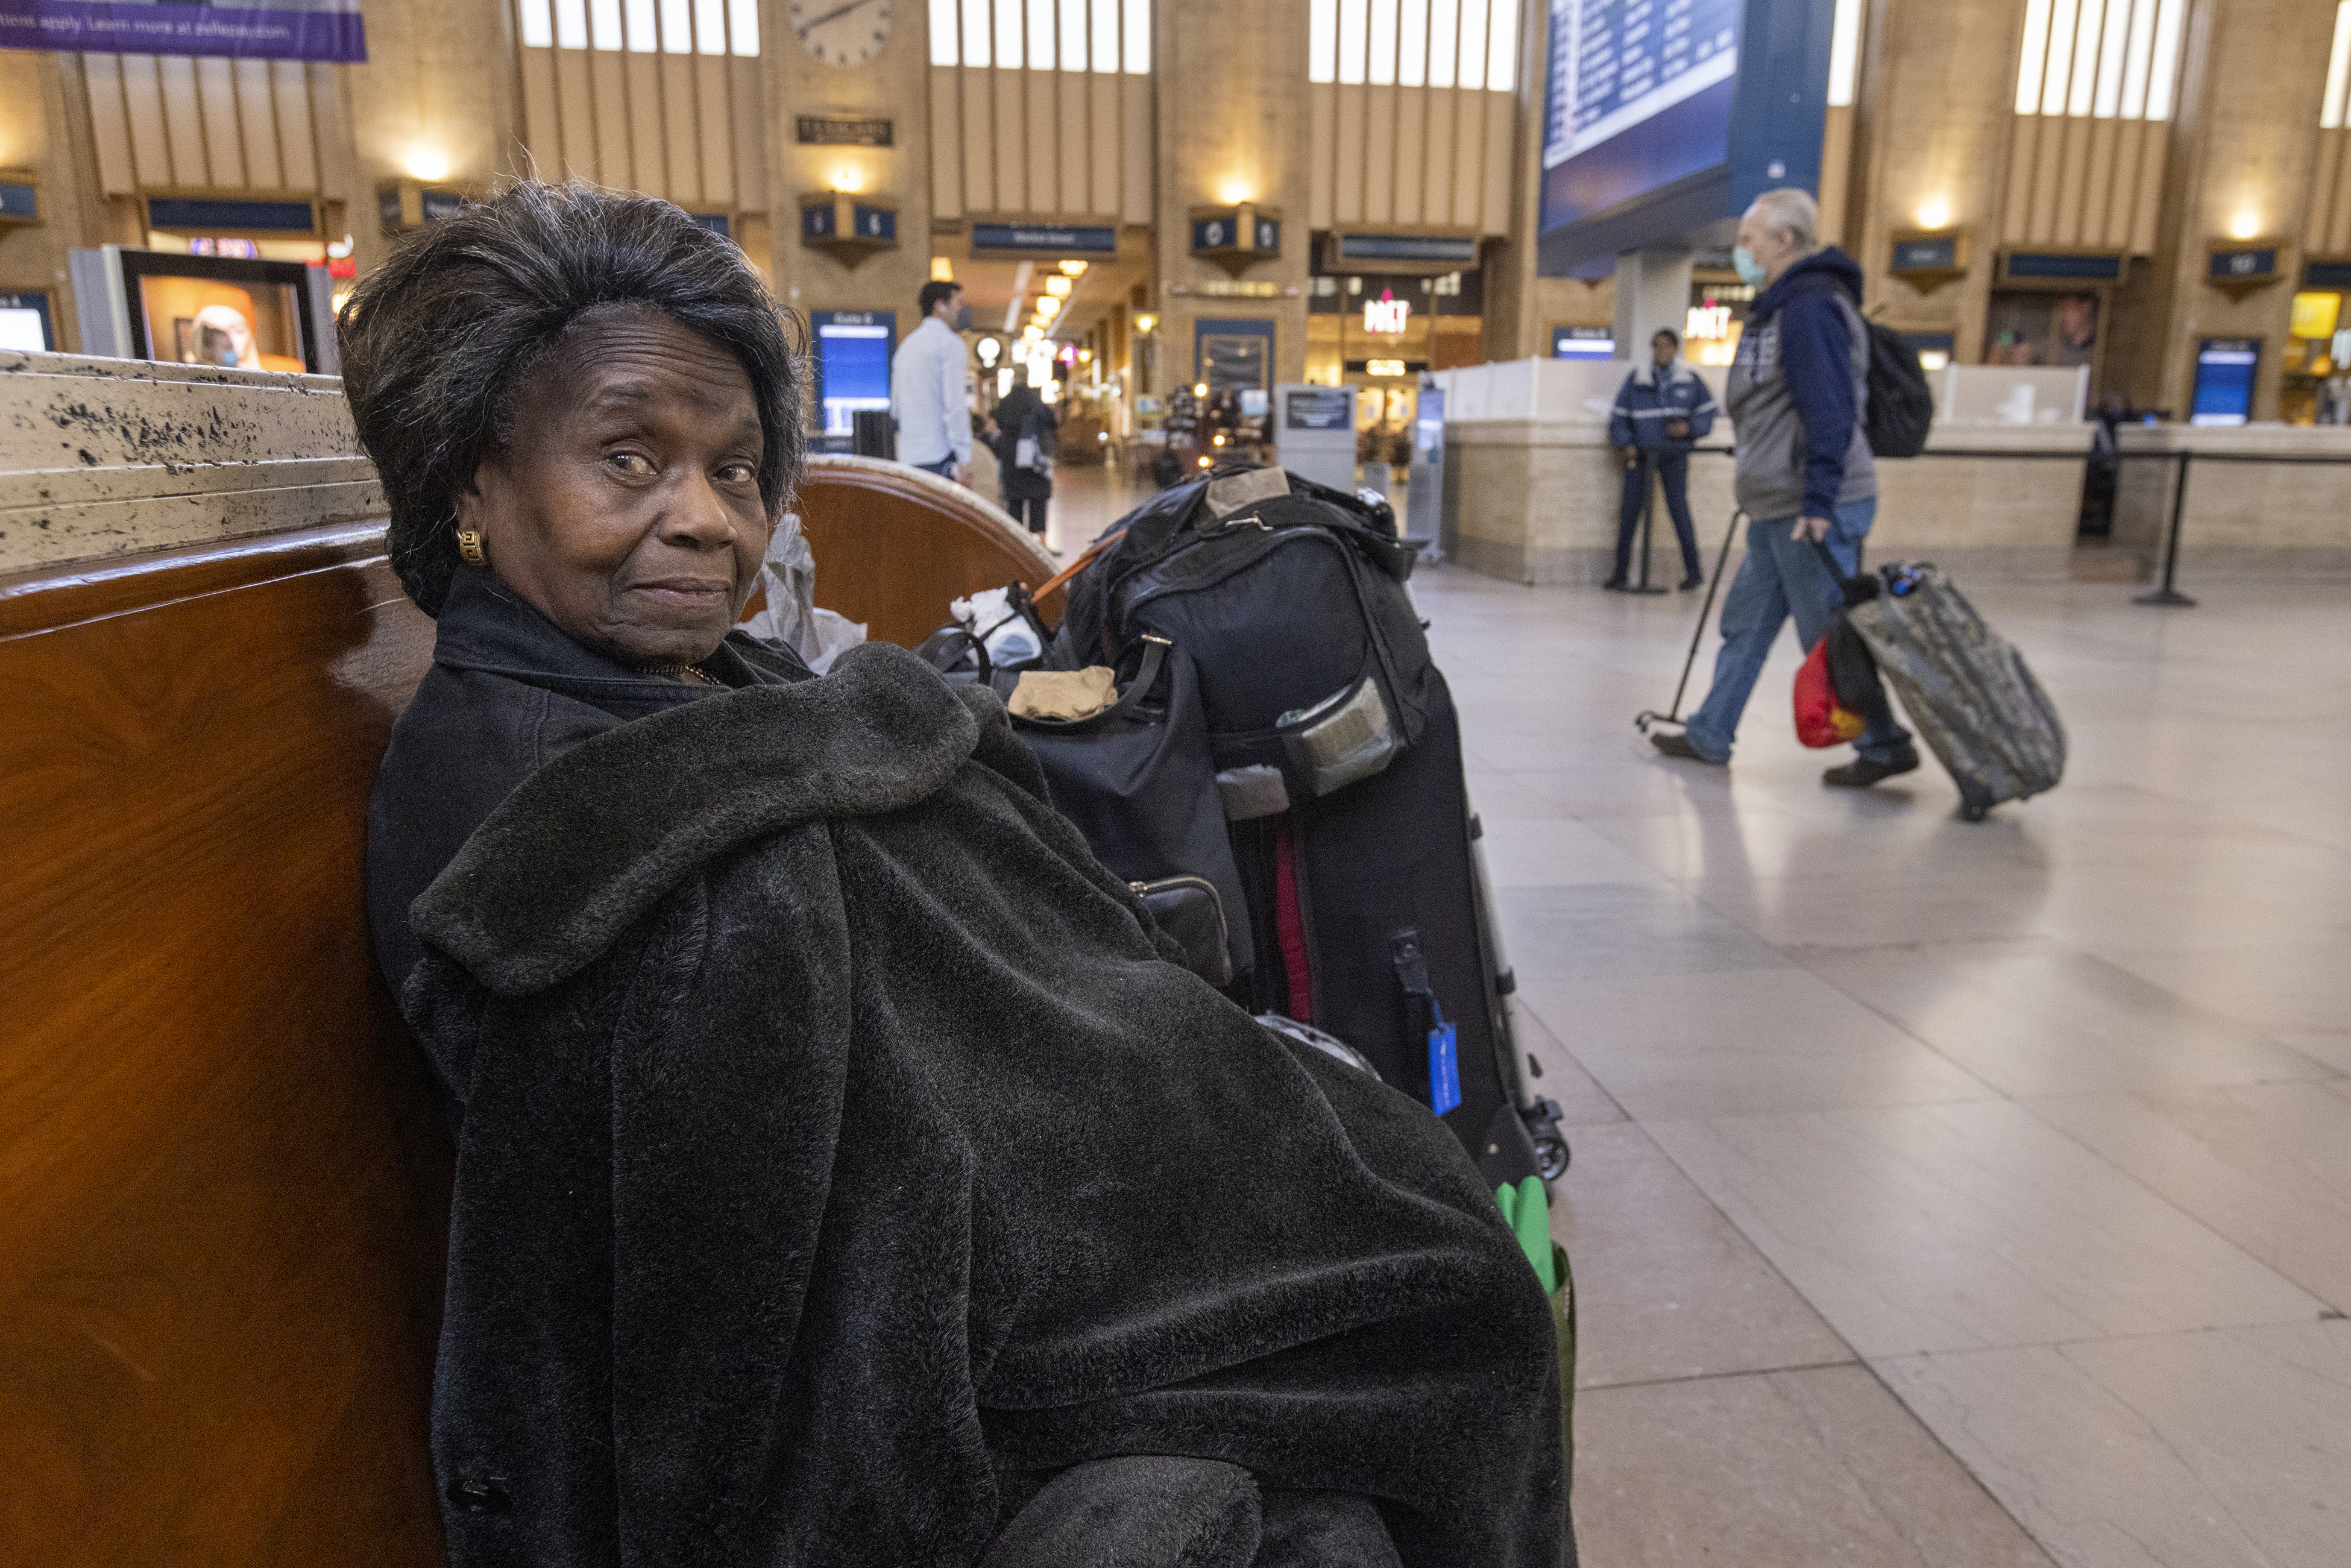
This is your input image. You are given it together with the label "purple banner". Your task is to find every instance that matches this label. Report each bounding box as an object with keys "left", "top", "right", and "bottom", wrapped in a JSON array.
[{"left": 0, "top": 2, "right": 367, "bottom": 63}]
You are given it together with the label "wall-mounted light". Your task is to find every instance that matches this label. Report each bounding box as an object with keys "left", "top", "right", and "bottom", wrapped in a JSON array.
[
  {"left": 403, "top": 147, "right": 450, "bottom": 182},
  {"left": 1916, "top": 198, "right": 1953, "bottom": 231},
  {"left": 930, "top": 256, "right": 954, "bottom": 282},
  {"left": 1133, "top": 312, "right": 1157, "bottom": 335},
  {"left": 831, "top": 166, "right": 864, "bottom": 194},
  {"left": 1193, "top": 382, "right": 1208, "bottom": 397},
  {"left": 1218, "top": 180, "right": 1253, "bottom": 206},
  {"left": 976, "top": 336, "right": 1001, "bottom": 367},
  {"left": 2229, "top": 210, "right": 2261, "bottom": 241}
]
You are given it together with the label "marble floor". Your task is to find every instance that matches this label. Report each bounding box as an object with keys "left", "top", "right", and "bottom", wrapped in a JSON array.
[
  {"left": 1426, "top": 564, "right": 2351, "bottom": 1568},
  {"left": 1045, "top": 464, "right": 2351, "bottom": 1566}
]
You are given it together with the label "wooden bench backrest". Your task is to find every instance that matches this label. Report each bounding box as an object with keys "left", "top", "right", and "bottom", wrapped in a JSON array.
[
  {"left": 796, "top": 455, "right": 1061, "bottom": 647},
  {"left": 0, "top": 523, "right": 449, "bottom": 1566}
]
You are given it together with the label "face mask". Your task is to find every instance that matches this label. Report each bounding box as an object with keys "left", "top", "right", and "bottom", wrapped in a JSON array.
[
  {"left": 1731, "top": 247, "right": 1767, "bottom": 288},
  {"left": 953, "top": 304, "right": 974, "bottom": 331}
]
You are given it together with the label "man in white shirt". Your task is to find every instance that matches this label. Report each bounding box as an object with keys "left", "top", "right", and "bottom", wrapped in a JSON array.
[{"left": 891, "top": 281, "right": 973, "bottom": 485}]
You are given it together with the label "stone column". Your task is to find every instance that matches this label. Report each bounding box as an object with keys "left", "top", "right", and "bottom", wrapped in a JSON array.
[
  {"left": 764, "top": 3, "right": 936, "bottom": 356},
  {"left": 1611, "top": 247, "right": 1692, "bottom": 360},
  {"left": 1149, "top": 0, "right": 1311, "bottom": 396}
]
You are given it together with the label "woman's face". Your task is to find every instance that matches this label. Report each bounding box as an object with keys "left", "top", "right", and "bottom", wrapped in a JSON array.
[{"left": 458, "top": 308, "right": 772, "bottom": 670}]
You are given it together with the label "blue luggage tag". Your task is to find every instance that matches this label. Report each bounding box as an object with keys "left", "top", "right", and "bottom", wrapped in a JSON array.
[{"left": 1427, "top": 1001, "right": 1461, "bottom": 1116}]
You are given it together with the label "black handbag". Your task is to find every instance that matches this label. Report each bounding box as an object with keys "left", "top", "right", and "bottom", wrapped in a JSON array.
[{"left": 1007, "top": 635, "right": 1252, "bottom": 986}]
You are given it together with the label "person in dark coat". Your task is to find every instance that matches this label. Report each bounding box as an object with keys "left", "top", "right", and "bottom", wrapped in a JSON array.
[
  {"left": 986, "top": 380, "right": 1056, "bottom": 541},
  {"left": 1604, "top": 329, "right": 1716, "bottom": 590},
  {"left": 342, "top": 181, "right": 1571, "bottom": 1568}
]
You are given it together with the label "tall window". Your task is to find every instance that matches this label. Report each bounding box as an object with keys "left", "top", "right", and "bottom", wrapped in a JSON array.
[
  {"left": 928, "top": 0, "right": 1151, "bottom": 72},
  {"left": 1308, "top": 0, "right": 1521, "bottom": 91},
  {"left": 2013, "top": 0, "right": 2185, "bottom": 122},
  {"left": 1826, "top": 0, "right": 1862, "bottom": 109},
  {"left": 518, "top": 0, "right": 760, "bottom": 54},
  {"left": 2323, "top": 1, "right": 2351, "bottom": 128}
]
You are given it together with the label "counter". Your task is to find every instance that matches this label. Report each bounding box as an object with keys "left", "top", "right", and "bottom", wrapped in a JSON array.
[
  {"left": 2111, "top": 423, "right": 2351, "bottom": 579},
  {"left": 1434, "top": 359, "right": 2092, "bottom": 585}
]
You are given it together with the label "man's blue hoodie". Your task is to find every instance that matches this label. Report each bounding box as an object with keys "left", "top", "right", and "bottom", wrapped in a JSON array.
[{"left": 1725, "top": 247, "right": 1876, "bottom": 523}]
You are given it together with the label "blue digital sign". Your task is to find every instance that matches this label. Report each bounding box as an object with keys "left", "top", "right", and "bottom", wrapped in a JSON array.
[
  {"left": 2190, "top": 339, "right": 2259, "bottom": 427},
  {"left": 1538, "top": 0, "right": 1839, "bottom": 277},
  {"left": 810, "top": 310, "right": 896, "bottom": 436}
]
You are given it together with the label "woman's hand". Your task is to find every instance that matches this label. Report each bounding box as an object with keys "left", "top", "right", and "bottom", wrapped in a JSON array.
[{"left": 1792, "top": 516, "right": 1831, "bottom": 543}]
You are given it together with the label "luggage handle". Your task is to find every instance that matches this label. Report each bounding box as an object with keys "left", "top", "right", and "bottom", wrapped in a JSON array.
[{"left": 1805, "top": 534, "right": 1880, "bottom": 608}]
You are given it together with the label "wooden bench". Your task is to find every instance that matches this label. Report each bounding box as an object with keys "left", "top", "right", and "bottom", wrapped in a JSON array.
[{"left": 0, "top": 351, "right": 1061, "bottom": 1565}]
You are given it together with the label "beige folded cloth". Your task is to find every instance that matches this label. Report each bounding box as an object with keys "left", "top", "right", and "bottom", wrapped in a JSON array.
[{"left": 1009, "top": 666, "right": 1118, "bottom": 720}]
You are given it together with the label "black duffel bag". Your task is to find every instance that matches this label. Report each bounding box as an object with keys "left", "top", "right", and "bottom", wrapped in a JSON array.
[
  {"left": 1004, "top": 635, "right": 1252, "bottom": 986},
  {"left": 1066, "top": 471, "right": 1435, "bottom": 821}
]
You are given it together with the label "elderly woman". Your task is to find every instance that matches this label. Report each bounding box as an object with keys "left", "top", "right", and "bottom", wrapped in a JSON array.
[{"left": 348, "top": 183, "right": 1566, "bottom": 1568}]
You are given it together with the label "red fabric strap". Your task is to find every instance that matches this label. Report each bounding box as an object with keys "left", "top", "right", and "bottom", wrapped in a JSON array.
[{"left": 1272, "top": 813, "right": 1313, "bottom": 1023}]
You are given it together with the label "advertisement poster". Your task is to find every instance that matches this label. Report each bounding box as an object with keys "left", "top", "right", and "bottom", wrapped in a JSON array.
[{"left": 0, "top": 0, "right": 365, "bottom": 61}]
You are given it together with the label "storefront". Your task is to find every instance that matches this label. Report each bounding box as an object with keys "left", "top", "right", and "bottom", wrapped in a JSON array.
[
  {"left": 2279, "top": 262, "right": 2351, "bottom": 424},
  {"left": 1305, "top": 264, "right": 1484, "bottom": 462}
]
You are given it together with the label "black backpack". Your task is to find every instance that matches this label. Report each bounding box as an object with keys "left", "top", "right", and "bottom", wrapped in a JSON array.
[{"left": 1863, "top": 318, "right": 1933, "bottom": 458}]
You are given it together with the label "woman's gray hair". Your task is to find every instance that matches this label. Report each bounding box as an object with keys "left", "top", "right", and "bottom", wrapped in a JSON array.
[
  {"left": 338, "top": 180, "right": 805, "bottom": 617},
  {"left": 1746, "top": 187, "right": 1821, "bottom": 256}
]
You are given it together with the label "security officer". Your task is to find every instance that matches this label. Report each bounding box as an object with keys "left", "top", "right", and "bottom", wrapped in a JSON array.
[{"left": 1605, "top": 327, "right": 1716, "bottom": 590}]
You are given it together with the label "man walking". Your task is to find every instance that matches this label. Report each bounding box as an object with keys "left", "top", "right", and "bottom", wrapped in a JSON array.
[
  {"left": 1605, "top": 327, "right": 1715, "bottom": 590},
  {"left": 892, "top": 280, "right": 973, "bottom": 485},
  {"left": 1651, "top": 188, "right": 1919, "bottom": 789}
]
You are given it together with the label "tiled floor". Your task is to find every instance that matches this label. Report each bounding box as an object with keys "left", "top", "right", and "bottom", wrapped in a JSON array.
[{"left": 1407, "top": 554, "right": 2351, "bottom": 1568}]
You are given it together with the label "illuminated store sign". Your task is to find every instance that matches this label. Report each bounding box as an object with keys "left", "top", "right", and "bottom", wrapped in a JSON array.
[{"left": 1363, "top": 295, "right": 1411, "bottom": 334}]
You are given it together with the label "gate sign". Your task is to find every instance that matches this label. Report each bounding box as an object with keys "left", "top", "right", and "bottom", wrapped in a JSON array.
[{"left": 0, "top": 0, "right": 366, "bottom": 61}]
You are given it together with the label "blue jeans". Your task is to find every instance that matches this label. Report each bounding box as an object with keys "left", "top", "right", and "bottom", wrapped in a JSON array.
[
  {"left": 1682, "top": 497, "right": 1915, "bottom": 765},
  {"left": 913, "top": 456, "right": 960, "bottom": 478}
]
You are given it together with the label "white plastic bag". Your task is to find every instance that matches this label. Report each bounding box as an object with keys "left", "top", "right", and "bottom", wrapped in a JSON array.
[
  {"left": 949, "top": 585, "right": 1043, "bottom": 669},
  {"left": 738, "top": 512, "right": 867, "bottom": 673}
]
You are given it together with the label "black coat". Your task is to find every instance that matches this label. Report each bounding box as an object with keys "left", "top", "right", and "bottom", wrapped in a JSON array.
[
  {"left": 990, "top": 386, "right": 1056, "bottom": 502},
  {"left": 373, "top": 579, "right": 1567, "bottom": 1567}
]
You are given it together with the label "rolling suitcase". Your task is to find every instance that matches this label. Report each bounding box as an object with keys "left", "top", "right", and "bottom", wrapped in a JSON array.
[
  {"left": 1833, "top": 556, "right": 2066, "bottom": 820},
  {"left": 1054, "top": 466, "right": 1568, "bottom": 1188}
]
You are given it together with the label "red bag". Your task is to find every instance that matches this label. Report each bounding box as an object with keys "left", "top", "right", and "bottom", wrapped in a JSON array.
[{"left": 1794, "top": 636, "right": 1866, "bottom": 748}]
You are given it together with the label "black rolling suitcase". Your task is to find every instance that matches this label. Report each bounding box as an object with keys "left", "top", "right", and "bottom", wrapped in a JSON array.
[{"left": 1053, "top": 466, "right": 1568, "bottom": 1187}]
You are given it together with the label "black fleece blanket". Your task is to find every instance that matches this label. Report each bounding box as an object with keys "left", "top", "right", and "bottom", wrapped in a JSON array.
[{"left": 402, "top": 640, "right": 1566, "bottom": 1567}]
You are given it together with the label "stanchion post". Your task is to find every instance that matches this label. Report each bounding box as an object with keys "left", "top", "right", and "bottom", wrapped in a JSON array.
[{"left": 2135, "top": 447, "right": 2198, "bottom": 607}]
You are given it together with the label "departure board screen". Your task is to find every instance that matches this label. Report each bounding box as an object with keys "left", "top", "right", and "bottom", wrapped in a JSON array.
[{"left": 1541, "top": 0, "right": 1743, "bottom": 231}]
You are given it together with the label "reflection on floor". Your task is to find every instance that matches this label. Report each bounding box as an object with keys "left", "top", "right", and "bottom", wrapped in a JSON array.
[{"left": 1413, "top": 565, "right": 2351, "bottom": 1567}]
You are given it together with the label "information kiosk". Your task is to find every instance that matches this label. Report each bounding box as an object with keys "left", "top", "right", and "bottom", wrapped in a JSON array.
[{"left": 1275, "top": 383, "right": 1358, "bottom": 493}]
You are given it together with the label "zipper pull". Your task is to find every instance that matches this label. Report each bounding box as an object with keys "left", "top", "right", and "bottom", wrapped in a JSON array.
[{"left": 1210, "top": 514, "right": 1273, "bottom": 533}]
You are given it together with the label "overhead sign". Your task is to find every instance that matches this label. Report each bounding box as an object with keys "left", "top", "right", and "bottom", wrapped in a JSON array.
[
  {"left": 0, "top": 0, "right": 367, "bottom": 60},
  {"left": 796, "top": 116, "right": 893, "bottom": 146},
  {"left": 971, "top": 222, "right": 1118, "bottom": 257}
]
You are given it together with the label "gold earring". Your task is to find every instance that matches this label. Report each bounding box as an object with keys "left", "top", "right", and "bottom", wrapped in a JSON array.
[{"left": 455, "top": 529, "right": 486, "bottom": 564}]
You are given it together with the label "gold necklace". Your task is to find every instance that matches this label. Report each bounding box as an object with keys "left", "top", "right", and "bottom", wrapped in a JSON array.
[{"left": 682, "top": 663, "right": 717, "bottom": 685}]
